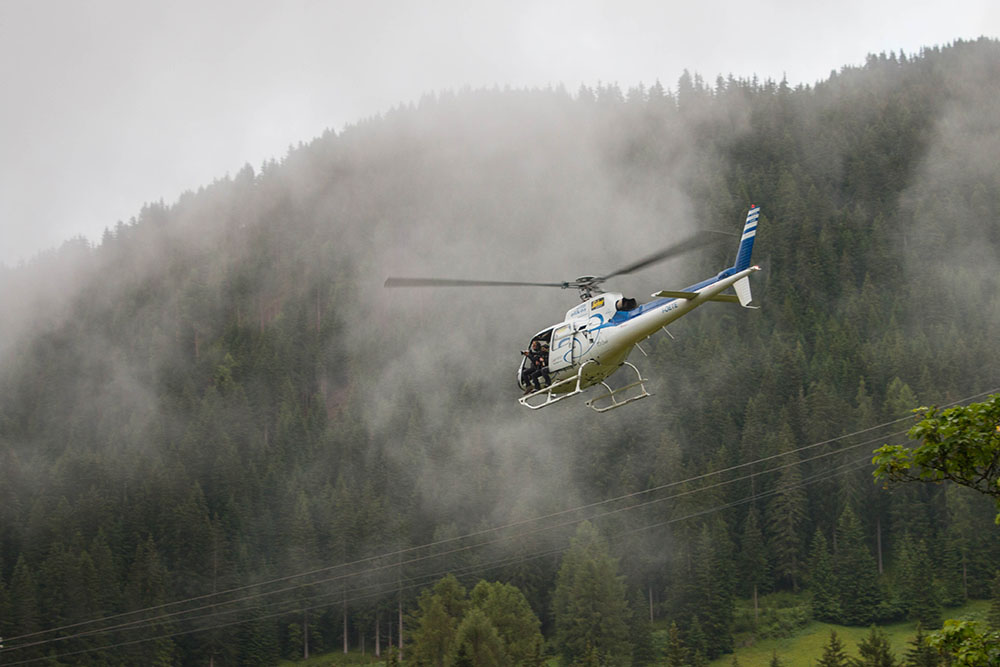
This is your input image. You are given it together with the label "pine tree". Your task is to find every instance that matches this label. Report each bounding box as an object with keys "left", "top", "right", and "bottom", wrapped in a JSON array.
[
  {"left": 630, "top": 613, "right": 656, "bottom": 667},
  {"left": 907, "top": 540, "right": 941, "bottom": 628},
  {"left": 903, "top": 623, "right": 942, "bottom": 667},
  {"left": 686, "top": 522, "right": 734, "bottom": 657},
  {"left": 687, "top": 614, "right": 709, "bottom": 665},
  {"left": 468, "top": 580, "right": 543, "bottom": 665},
  {"left": 408, "top": 575, "right": 469, "bottom": 667},
  {"left": 765, "top": 423, "right": 807, "bottom": 590},
  {"left": 287, "top": 489, "right": 319, "bottom": 659},
  {"left": 552, "top": 522, "right": 632, "bottom": 665},
  {"left": 664, "top": 621, "right": 689, "bottom": 667},
  {"left": 817, "top": 629, "right": 850, "bottom": 666},
  {"left": 741, "top": 505, "right": 770, "bottom": 625},
  {"left": 123, "top": 536, "right": 177, "bottom": 665},
  {"left": 8, "top": 555, "right": 41, "bottom": 659},
  {"left": 989, "top": 571, "right": 1000, "bottom": 630},
  {"left": 451, "top": 607, "right": 505, "bottom": 667},
  {"left": 834, "top": 506, "right": 882, "bottom": 625},
  {"left": 807, "top": 529, "right": 841, "bottom": 622},
  {"left": 238, "top": 614, "right": 280, "bottom": 667},
  {"left": 855, "top": 626, "right": 898, "bottom": 666}
]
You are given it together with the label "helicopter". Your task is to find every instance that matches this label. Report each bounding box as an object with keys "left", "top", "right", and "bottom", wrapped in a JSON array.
[{"left": 385, "top": 205, "right": 761, "bottom": 412}]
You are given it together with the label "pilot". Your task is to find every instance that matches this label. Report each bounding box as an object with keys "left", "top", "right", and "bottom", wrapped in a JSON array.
[{"left": 615, "top": 296, "right": 638, "bottom": 311}]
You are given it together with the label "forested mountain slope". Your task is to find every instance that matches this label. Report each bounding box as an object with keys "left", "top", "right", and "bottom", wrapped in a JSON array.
[{"left": 1, "top": 38, "right": 999, "bottom": 665}]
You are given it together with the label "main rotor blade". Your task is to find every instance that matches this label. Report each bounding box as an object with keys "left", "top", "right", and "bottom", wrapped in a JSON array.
[
  {"left": 599, "top": 230, "right": 735, "bottom": 281},
  {"left": 384, "top": 277, "right": 568, "bottom": 288}
]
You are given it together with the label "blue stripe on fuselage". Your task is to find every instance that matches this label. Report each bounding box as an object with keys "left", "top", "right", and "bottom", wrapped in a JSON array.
[{"left": 604, "top": 271, "right": 732, "bottom": 327}]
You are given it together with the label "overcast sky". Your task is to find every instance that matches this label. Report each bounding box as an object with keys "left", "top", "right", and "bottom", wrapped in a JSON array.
[{"left": 2, "top": 0, "right": 998, "bottom": 266}]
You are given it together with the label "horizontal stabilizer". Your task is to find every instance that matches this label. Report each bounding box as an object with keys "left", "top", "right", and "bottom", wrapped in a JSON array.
[{"left": 652, "top": 290, "right": 740, "bottom": 303}]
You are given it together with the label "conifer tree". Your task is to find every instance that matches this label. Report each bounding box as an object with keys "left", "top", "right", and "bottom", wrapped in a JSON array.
[
  {"left": 687, "top": 522, "right": 734, "bottom": 656},
  {"left": 664, "top": 621, "right": 689, "bottom": 667},
  {"left": 807, "top": 529, "right": 841, "bottom": 622},
  {"left": 238, "top": 613, "right": 280, "bottom": 667},
  {"left": 855, "top": 626, "right": 898, "bottom": 666},
  {"left": 468, "top": 580, "right": 543, "bottom": 665},
  {"left": 988, "top": 571, "right": 1000, "bottom": 631},
  {"left": 552, "top": 522, "right": 631, "bottom": 666},
  {"left": 834, "top": 506, "right": 882, "bottom": 625},
  {"left": 904, "top": 623, "right": 942, "bottom": 667},
  {"left": 817, "top": 630, "right": 850, "bottom": 667},
  {"left": 906, "top": 540, "right": 941, "bottom": 628},
  {"left": 7, "top": 556, "right": 41, "bottom": 660},
  {"left": 766, "top": 423, "right": 807, "bottom": 590},
  {"left": 451, "top": 607, "right": 505, "bottom": 667},
  {"left": 123, "top": 536, "right": 177, "bottom": 666},
  {"left": 687, "top": 614, "right": 709, "bottom": 665},
  {"left": 741, "top": 505, "right": 770, "bottom": 624},
  {"left": 408, "top": 575, "right": 469, "bottom": 667}
]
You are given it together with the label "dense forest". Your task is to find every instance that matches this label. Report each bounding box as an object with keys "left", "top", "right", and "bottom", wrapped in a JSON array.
[{"left": 2, "top": 38, "right": 1000, "bottom": 665}]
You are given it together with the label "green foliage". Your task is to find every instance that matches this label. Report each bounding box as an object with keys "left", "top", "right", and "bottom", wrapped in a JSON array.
[
  {"left": 407, "top": 575, "right": 469, "bottom": 666},
  {"left": 552, "top": 522, "right": 632, "bottom": 666},
  {"left": 927, "top": 620, "right": 1000, "bottom": 667},
  {"left": 740, "top": 505, "right": 770, "bottom": 604},
  {"left": 894, "top": 536, "right": 941, "bottom": 628},
  {"left": 807, "top": 529, "right": 842, "bottom": 622},
  {"left": 468, "top": 580, "right": 544, "bottom": 665},
  {"left": 904, "top": 623, "right": 943, "bottom": 667},
  {"left": 664, "top": 621, "right": 689, "bottom": 667},
  {"left": 2, "top": 39, "right": 1000, "bottom": 664},
  {"left": 817, "top": 630, "right": 851, "bottom": 667},
  {"left": 873, "top": 394, "right": 1000, "bottom": 522},
  {"left": 834, "top": 506, "right": 883, "bottom": 625},
  {"left": 855, "top": 626, "right": 898, "bottom": 666},
  {"left": 451, "top": 607, "right": 505, "bottom": 667},
  {"left": 989, "top": 572, "right": 1000, "bottom": 630}
]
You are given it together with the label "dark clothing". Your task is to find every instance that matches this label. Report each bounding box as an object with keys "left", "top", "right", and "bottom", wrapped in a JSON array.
[
  {"left": 522, "top": 345, "right": 550, "bottom": 391},
  {"left": 528, "top": 347, "right": 550, "bottom": 390}
]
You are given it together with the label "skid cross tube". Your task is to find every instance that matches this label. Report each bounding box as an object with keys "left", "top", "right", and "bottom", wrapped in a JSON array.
[
  {"left": 585, "top": 362, "right": 651, "bottom": 412},
  {"left": 518, "top": 360, "right": 599, "bottom": 410}
]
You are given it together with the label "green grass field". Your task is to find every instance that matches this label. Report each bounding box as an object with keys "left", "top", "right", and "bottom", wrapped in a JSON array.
[{"left": 709, "top": 600, "right": 990, "bottom": 666}]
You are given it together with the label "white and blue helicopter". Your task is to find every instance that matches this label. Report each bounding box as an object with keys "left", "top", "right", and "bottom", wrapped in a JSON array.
[{"left": 386, "top": 206, "right": 761, "bottom": 412}]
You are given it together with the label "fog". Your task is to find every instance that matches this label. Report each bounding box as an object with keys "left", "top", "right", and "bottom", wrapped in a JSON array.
[
  {"left": 3, "top": 1, "right": 998, "bottom": 266},
  {"left": 3, "top": 39, "right": 1000, "bottom": 660}
]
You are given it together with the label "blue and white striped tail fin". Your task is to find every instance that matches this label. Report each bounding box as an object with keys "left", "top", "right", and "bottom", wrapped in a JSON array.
[{"left": 732, "top": 205, "right": 759, "bottom": 272}]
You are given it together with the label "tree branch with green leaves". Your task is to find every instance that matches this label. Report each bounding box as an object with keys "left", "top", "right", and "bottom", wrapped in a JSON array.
[{"left": 872, "top": 393, "right": 1000, "bottom": 521}]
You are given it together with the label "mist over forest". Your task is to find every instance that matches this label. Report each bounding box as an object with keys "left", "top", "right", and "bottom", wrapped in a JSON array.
[{"left": 1, "top": 38, "right": 999, "bottom": 665}]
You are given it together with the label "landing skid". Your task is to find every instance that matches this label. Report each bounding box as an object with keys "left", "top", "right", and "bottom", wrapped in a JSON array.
[
  {"left": 585, "top": 362, "right": 651, "bottom": 413},
  {"left": 519, "top": 360, "right": 597, "bottom": 410},
  {"left": 518, "top": 361, "right": 651, "bottom": 412}
]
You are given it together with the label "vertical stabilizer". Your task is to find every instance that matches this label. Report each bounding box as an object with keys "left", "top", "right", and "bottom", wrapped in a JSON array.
[
  {"left": 732, "top": 205, "right": 759, "bottom": 271},
  {"left": 734, "top": 276, "right": 756, "bottom": 308}
]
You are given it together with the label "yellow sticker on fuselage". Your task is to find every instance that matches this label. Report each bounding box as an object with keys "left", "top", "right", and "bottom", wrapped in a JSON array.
[{"left": 591, "top": 297, "right": 604, "bottom": 310}]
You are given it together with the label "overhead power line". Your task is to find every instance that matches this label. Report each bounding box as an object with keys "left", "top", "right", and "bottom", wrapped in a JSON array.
[{"left": 2, "top": 385, "right": 995, "bottom": 663}]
